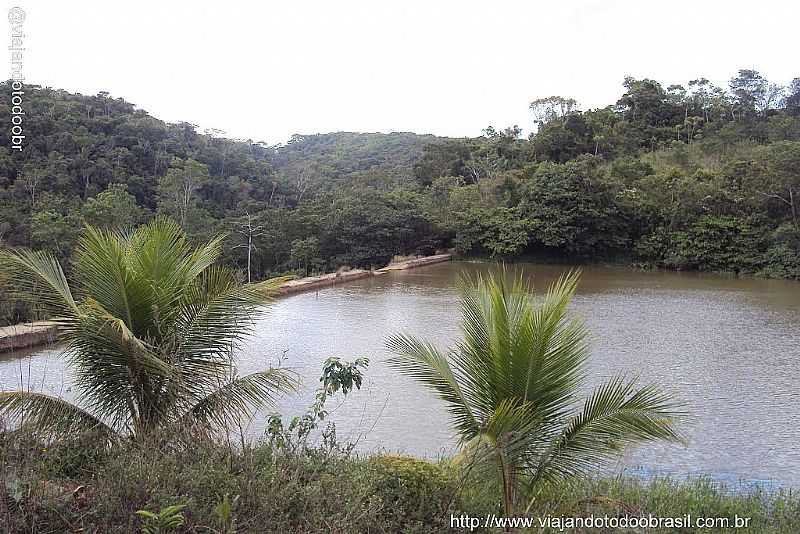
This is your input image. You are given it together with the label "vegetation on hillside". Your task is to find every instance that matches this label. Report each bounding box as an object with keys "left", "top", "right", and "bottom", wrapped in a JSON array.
[{"left": 1, "top": 69, "right": 799, "bottom": 326}]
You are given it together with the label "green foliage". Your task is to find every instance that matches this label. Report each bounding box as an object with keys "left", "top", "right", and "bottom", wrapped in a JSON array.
[
  {"left": 413, "top": 140, "right": 472, "bottom": 186},
  {"left": 290, "top": 189, "right": 437, "bottom": 269},
  {"left": 637, "top": 216, "right": 766, "bottom": 273},
  {"left": 532, "top": 114, "right": 596, "bottom": 162},
  {"left": 212, "top": 493, "right": 240, "bottom": 534},
  {"left": 0, "top": 430, "right": 471, "bottom": 534},
  {"left": 29, "top": 209, "right": 81, "bottom": 264},
  {"left": 387, "top": 270, "right": 684, "bottom": 516},
  {"left": 82, "top": 183, "right": 146, "bottom": 229},
  {"left": 523, "top": 476, "right": 800, "bottom": 534},
  {"left": 0, "top": 218, "right": 297, "bottom": 439},
  {"left": 672, "top": 216, "right": 764, "bottom": 272},
  {"left": 267, "top": 357, "right": 369, "bottom": 454},
  {"left": 451, "top": 207, "right": 532, "bottom": 257},
  {"left": 289, "top": 236, "right": 321, "bottom": 276},
  {"left": 368, "top": 455, "right": 454, "bottom": 530},
  {"left": 135, "top": 503, "right": 186, "bottom": 534},
  {"left": 479, "top": 207, "right": 532, "bottom": 257},
  {"left": 0, "top": 86, "right": 443, "bottom": 304},
  {"left": 320, "top": 356, "right": 369, "bottom": 396},
  {"left": 2, "top": 70, "right": 800, "bottom": 329},
  {"left": 520, "top": 158, "right": 630, "bottom": 256},
  {"left": 2, "top": 425, "right": 798, "bottom": 532},
  {"left": 40, "top": 430, "right": 109, "bottom": 478},
  {"left": 157, "top": 157, "right": 212, "bottom": 237}
]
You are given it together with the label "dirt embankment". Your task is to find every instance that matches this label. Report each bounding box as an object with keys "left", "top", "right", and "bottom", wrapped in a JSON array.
[{"left": 0, "top": 254, "right": 454, "bottom": 352}]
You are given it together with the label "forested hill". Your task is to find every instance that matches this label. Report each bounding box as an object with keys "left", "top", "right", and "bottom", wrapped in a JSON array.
[
  {"left": 0, "top": 85, "right": 442, "bottom": 272},
  {"left": 1, "top": 69, "right": 800, "bottom": 323}
]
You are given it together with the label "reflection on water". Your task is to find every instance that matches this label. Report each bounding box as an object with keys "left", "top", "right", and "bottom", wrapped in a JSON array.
[{"left": 2, "top": 261, "right": 800, "bottom": 487}]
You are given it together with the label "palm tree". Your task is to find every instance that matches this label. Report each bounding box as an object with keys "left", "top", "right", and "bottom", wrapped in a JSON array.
[
  {"left": 387, "top": 270, "right": 684, "bottom": 516},
  {"left": 0, "top": 218, "right": 296, "bottom": 440}
]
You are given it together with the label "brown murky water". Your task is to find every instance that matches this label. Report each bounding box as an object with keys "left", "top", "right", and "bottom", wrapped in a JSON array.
[{"left": 3, "top": 261, "right": 800, "bottom": 487}]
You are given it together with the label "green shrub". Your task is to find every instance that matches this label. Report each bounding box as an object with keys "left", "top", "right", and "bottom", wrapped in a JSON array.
[
  {"left": 40, "top": 430, "right": 109, "bottom": 478},
  {"left": 636, "top": 217, "right": 766, "bottom": 273},
  {"left": 368, "top": 455, "right": 455, "bottom": 532}
]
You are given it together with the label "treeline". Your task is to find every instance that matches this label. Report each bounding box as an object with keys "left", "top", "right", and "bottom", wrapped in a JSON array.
[
  {"left": 413, "top": 72, "right": 800, "bottom": 275},
  {"left": 1, "top": 69, "right": 799, "bottom": 319}
]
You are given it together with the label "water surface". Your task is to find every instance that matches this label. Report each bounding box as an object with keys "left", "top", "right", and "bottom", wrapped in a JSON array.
[{"left": 2, "top": 261, "right": 799, "bottom": 487}]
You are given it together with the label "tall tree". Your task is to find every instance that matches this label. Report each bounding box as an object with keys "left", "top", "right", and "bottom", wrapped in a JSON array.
[
  {"left": 157, "top": 158, "right": 210, "bottom": 228},
  {"left": 529, "top": 96, "right": 578, "bottom": 132},
  {"left": 233, "top": 211, "right": 265, "bottom": 283},
  {"left": 784, "top": 78, "right": 800, "bottom": 116},
  {"left": 754, "top": 142, "right": 800, "bottom": 226},
  {"left": 729, "top": 69, "right": 783, "bottom": 119}
]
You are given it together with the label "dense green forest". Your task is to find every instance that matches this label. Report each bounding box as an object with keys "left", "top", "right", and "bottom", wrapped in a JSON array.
[{"left": 1, "top": 69, "right": 799, "bottom": 322}]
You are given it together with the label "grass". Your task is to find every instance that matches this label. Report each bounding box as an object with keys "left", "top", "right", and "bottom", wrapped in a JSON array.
[
  {"left": 520, "top": 477, "right": 799, "bottom": 533},
  {"left": 1, "top": 428, "right": 798, "bottom": 533}
]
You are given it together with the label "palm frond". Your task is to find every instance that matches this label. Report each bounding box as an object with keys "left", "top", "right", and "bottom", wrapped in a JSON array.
[
  {"left": 74, "top": 226, "right": 137, "bottom": 327},
  {"left": 173, "top": 266, "right": 270, "bottom": 399},
  {"left": 186, "top": 369, "right": 298, "bottom": 429},
  {"left": 386, "top": 333, "right": 481, "bottom": 440},
  {"left": 182, "top": 234, "right": 225, "bottom": 282},
  {"left": 2, "top": 217, "right": 304, "bottom": 440},
  {"left": 0, "top": 248, "right": 78, "bottom": 318},
  {"left": 61, "top": 305, "right": 174, "bottom": 430},
  {"left": 451, "top": 273, "right": 508, "bottom": 421},
  {"left": 532, "top": 376, "right": 685, "bottom": 486},
  {"left": 458, "top": 397, "right": 545, "bottom": 513},
  {"left": 517, "top": 270, "right": 588, "bottom": 423},
  {"left": 0, "top": 391, "right": 115, "bottom": 439},
  {"left": 126, "top": 216, "right": 193, "bottom": 286},
  {"left": 388, "top": 268, "right": 684, "bottom": 516}
]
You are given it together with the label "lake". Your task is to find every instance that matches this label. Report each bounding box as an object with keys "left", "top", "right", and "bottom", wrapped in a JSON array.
[{"left": 2, "top": 261, "right": 799, "bottom": 488}]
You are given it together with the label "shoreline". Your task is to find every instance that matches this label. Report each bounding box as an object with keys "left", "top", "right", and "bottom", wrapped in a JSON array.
[
  {"left": 275, "top": 253, "right": 453, "bottom": 296},
  {"left": 0, "top": 254, "right": 453, "bottom": 352},
  {"left": 0, "top": 321, "right": 59, "bottom": 353}
]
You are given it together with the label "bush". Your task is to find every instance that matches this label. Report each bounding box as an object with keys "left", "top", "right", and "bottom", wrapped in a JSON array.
[
  {"left": 636, "top": 217, "right": 765, "bottom": 273},
  {"left": 368, "top": 455, "right": 455, "bottom": 531}
]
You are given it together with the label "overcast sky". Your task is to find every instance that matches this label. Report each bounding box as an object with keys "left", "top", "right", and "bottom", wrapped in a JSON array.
[{"left": 3, "top": 0, "right": 798, "bottom": 144}]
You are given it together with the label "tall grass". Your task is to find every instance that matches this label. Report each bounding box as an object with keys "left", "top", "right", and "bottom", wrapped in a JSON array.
[{"left": 2, "top": 427, "right": 798, "bottom": 533}]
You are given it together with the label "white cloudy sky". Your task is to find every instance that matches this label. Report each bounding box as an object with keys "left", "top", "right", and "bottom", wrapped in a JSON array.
[{"left": 2, "top": 0, "right": 798, "bottom": 143}]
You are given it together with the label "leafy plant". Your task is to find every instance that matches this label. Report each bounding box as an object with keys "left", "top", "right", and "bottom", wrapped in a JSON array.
[
  {"left": 212, "top": 493, "right": 239, "bottom": 534},
  {"left": 135, "top": 503, "right": 186, "bottom": 533},
  {"left": 267, "top": 356, "right": 368, "bottom": 454},
  {"left": 4, "top": 476, "right": 24, "bottom": 512},
  {"left": 0, "top": 218, "right": 297, "bottom": 440},
  {"left": 387, "top": 270, "right": 684, "bottom": 516},
  {"left": 368, "top": 455, "right": 453, "bottom": 529}
]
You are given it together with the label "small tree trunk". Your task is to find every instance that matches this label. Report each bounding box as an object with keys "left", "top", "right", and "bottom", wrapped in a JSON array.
[{"left": 246, "top": 235, "right": 252, "bottom": 283}]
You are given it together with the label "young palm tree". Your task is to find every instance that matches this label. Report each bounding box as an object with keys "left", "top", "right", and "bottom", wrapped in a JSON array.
[
  {"left": 387, "top": 270, "right": 684, "bottom": 516},
  {"left": 0, "top": 218, "right": 296, "bottom": 440}
]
